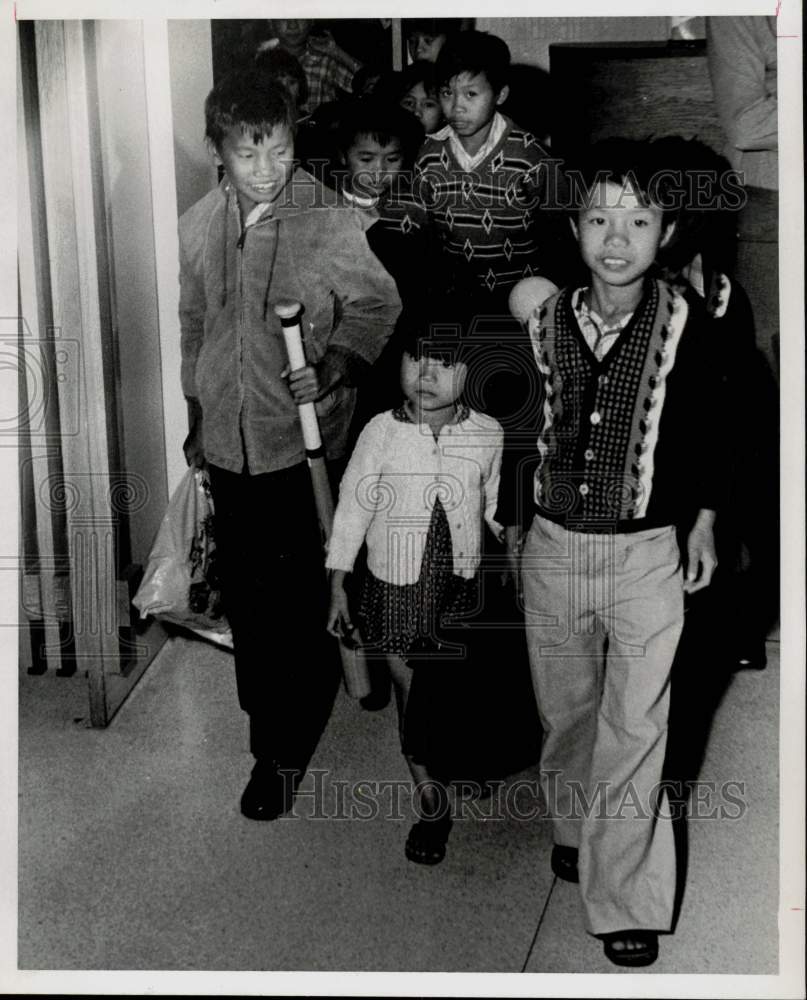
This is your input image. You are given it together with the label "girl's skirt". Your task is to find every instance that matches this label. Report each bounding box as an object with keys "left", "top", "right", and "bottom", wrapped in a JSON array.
[{"left": 358, "top": 496, "right": 479, "bottom": 773}]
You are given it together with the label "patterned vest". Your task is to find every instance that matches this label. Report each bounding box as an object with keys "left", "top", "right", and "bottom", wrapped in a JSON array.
[{"left": 530, "top": 280, "right": 689, "bottom": 529}]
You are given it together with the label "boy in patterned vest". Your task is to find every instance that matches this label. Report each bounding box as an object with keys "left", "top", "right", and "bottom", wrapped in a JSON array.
[
  {"left": 500, "top": 139, "right": 723, "bottom": 967},
  {"left": 413, "top": 30, "right": 558, "bottom": 310}
]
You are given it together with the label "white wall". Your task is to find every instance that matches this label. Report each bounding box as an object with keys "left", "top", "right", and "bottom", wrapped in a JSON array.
[
  {"left": 96, "top": 20, "right": 169, "bottom": 563},
  {"left": 168, "top": 20, "right": 217, "bottom": 218}
]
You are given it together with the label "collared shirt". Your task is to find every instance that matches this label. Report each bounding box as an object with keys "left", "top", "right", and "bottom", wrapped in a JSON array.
[
  {"left": 223, "top": 180, "right": 274, "bottom": 230},
  {"left": 326, "top": 407, "right": 504, "bottom": 583},
  {"left": 571, "top": 287, "right": 635, "bottom": 362},
  {"left": 430, "top": 111, "right": 508, "bottom": 174}
]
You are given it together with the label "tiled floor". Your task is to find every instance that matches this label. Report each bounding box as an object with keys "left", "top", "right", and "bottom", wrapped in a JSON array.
[{"left": 18, "top": 632, "right": 785, "bottom": 980}]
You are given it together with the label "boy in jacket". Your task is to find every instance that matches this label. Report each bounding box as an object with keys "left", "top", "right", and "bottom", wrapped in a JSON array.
[{"left": 179, "top": 68, "right": 401, "bottom": 820}]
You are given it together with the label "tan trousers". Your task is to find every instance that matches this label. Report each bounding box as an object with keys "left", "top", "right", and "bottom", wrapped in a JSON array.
[{"left": 522, "top": 515, "right": 684, "bottom": 935}]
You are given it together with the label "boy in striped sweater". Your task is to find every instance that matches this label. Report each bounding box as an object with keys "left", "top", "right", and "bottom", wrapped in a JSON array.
[{"left": 414, "top": 30, "right": 557, "bottom": 309}]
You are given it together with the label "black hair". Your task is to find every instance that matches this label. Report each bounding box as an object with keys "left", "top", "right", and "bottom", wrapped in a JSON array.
[
  {"left": 335, "top": 100, "right": 425, "bottom": 167},
  {"left": 205, "top": 67, "right": 297, "bottom": 149},
  {"left": 642, "top": 136, "right": 740, "bottom": 276},
  {"left": 399, "top": 60, "right": 440, "bottom": 100},
  {"left": 254, "top": 46, "right": 309, "bottom": 112},
  {"left": 404, "top": 18, "right": 462, "bottom": 41},
  {"left": 434, "top": 30, "right": 510, "bottom": 95},
  {"left": 398, "top": 298, "right": 485, "bottom": 369},
  {"left": 565, "top": 137, "right": 682, "bottom": 228}
]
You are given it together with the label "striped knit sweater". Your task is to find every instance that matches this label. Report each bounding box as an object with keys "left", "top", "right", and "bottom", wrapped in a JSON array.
[
  {"left": 413, "top": 116, "right": 551, "bottom": 296},
  {"left": 496, "top": 279, "right": 725, "bottom": 532}
]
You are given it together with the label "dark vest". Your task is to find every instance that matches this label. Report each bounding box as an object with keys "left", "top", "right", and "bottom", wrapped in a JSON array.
[{"left": 531, "top": 280, "right": 690, "bottom": 531}]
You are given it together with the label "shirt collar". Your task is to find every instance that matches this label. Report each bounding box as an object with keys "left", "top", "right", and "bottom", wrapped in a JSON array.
[
  {"left": 224, "top": 182, "right": 274, "bottom": 230},
  {"left": 393, "top": 402, "right": 471, "bottom": 426},
  {"left": 432, "top": 112, "right": 507, "bottom": 173},
  {"left": 571, "top": 287, "right": 635, "bottom": 332}
]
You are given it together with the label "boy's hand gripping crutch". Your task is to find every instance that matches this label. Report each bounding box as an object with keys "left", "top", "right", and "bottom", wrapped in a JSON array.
[{"left": 274, "top": 299, "right": 371, "bottom": 698}]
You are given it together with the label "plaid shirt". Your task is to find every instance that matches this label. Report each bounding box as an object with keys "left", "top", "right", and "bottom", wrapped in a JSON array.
[{"left": 299, "top": 34, "right": 361, "bottom": 112}]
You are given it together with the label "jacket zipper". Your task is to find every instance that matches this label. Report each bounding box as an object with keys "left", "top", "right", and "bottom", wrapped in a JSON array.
[{"left": 236, "top": 224, "right": 247, "bottom": 468}]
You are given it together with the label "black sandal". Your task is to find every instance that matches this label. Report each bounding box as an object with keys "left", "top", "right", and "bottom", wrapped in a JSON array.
[
  {"left": 550, "top": 844, "right": 579, "bottom": 883},
  {"left": 405, "top": 816, "right": 453, "bottom": 866},
  {"left": 601, "top": 930, "right": 659, "bottom": 967}
]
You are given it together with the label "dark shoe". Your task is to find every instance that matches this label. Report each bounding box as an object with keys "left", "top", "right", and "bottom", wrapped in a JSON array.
[
  {"left": 359, "top": 661, "right": 392, "bottom": 711},
  {"left": 359, "top": 687, "right": 391, "bottom": 711},
  {"left": 601, "top": 930, "right": 659, "bottom": 967},
  {"left": 239, "top": 760, "right": 301, "bottom": 821},
  {"left": 551, "top": 844, "right": 579, "bottom": 883},
  {"left": 734, "top": 643, "right": 767, "bottom": 670},
  {"left": 404, "top": 816, "right": 453, "bottom": 866}
]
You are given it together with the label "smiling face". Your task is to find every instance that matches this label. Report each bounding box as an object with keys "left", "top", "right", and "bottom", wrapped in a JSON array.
[
  {"left": 401, "top": 350, "right": 467, "bottom": 419},
  {"left": 572, "top": 180, "right": 675, "bottom": 296},
  {"left": 214, "top": 123, "right": 295, "bottom": 216},
  {"left": 400, "top": 82, "right": 443, "bottom": 135},
  {"left": 438, "top": 72, "right": 508, "bottom": 154},
  {"left": 343, "top": 134, "right": 405, "bottom": 200}
]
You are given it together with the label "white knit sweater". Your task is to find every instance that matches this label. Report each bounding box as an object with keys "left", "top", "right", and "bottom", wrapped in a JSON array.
[{"left": 326, "top": 408, "right": 504, "bottom": 584}]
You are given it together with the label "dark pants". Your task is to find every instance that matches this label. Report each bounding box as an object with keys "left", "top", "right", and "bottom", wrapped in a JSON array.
[{"left": 208, "top": 462, "right": 341, "bottom": 769}]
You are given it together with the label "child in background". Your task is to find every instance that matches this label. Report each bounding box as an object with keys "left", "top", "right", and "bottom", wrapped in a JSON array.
[
  {"left": 398, "top": 60, "right": 445, "bottom": 137},
  {"left": 500, "top": 139, "right": 724, "bottom": 966},
  {"left": 414, "top": 31, "right": 556, "bottom": 310},
  {"left": 326, "top": 307, "right": 504, "bottom": 865},
  {"left": 651, "top": 135, "right": 778, "bottom": 672},
  {"left": 335, "top": 100, "right": 461, "bottom": 433},
  {"left": 254, "top": 45, "right": 309, "bottom": 117},
  {"left": 404, "top": 17, "right": 462, "bottom": 63},
  {"left": 179, "top": 68, "right": 400, "bottom": 822},
  {"left": 263, "top": 19, "right": 361, "bottom": 114},
  {"left": 334, "top": 101, "right": 428, "bottom": 303}
]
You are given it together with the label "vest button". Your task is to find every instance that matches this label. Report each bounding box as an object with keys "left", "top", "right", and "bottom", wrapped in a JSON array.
[
  {"left": 579, "top": 483, "right": 590, "bottom": 496},
  {"left": 584, "top": 449, "right": 595, "bottom": 461},
  {"left": 590, "top": 411, "right": 602, "bottom": 425},
  {"left": 598, "top": 374, "right": 609, "bottom": 387}
]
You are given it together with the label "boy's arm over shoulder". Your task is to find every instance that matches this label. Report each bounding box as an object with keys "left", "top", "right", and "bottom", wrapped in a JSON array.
[{"left": 323, "top": 208, "right": 402, "bottom": 374}]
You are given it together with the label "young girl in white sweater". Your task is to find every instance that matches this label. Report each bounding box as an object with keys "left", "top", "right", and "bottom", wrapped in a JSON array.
[{"left": 326, "top": 312, "right": 503, "bottom": 865}]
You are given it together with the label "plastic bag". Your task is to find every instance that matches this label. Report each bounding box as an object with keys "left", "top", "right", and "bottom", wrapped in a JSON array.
[{"left": 132, "top": 467, "right": 233, "bottom": 648}]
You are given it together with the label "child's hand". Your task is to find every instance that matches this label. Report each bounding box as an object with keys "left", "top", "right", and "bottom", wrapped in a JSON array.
[
  {"left": 284, "top": 364, "right": 320, "bottom": 404},
  {"left": 183, "top": 398, "right": 206, "bottom": 468},
  {"left": 503, "top": 525, "right": 526, "bottom": 591},
  {"left": 283, "top": 355, "right": 345, "bottom": 405},
  {"left": 327, "top": 571, "right": 352, "bottom": 637},
  {"left": 684, "top": 510, "right": 718, "bottom": 594}
]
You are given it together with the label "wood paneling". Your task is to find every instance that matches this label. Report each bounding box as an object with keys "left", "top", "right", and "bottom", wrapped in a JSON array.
[
  {"left": 550, "top": 41, "right": 726, "bottom": 159},
  {"left": 476, "top": 16, "right": 669, "bottom": 72}
]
